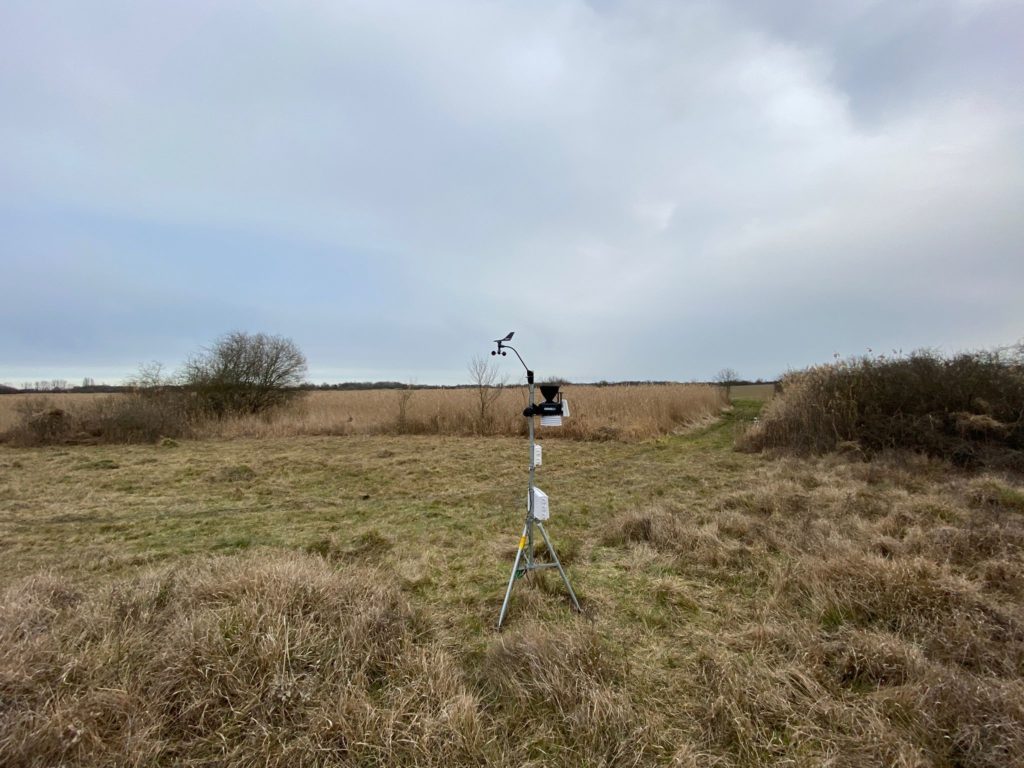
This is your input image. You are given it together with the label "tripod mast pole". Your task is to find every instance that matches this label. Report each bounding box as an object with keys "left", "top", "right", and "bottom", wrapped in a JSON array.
[
  {"left": 526, "top": 368, "right": 535, "bottom": 570},
  {"left": 493, "top": 334, "right": 579, "bottom": 630},
  {"left": 495, "top": 368, "right": 536, "bottom": 630}
]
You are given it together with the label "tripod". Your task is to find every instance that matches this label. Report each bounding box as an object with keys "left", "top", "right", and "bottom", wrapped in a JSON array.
[{"left": 492, "top": 335, "right": 581, "bottom": 629}]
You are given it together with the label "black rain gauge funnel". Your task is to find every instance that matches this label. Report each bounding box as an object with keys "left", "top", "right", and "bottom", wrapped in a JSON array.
[{"left": 490, "top": 332, "right": 581, "bottom": 629}]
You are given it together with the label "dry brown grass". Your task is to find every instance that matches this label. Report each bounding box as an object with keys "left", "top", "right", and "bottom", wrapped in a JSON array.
[
  {"left": 597, "top": 453, "right": 1024, "bottom": 765},
  {"left": 1, "top": 384, "right": 725, "bottom": 443},
  {"left": 206, "top": 385, "right": 725, "bottom": 441},
  {"left": 0, "top": 554, "right": 486, "bottom": 766},
  {"left": 0, "top": 551, "right": 679, "bottom": 767},
  {"left": 2, "top": 405, "right": 1023, "bottom": 766}
]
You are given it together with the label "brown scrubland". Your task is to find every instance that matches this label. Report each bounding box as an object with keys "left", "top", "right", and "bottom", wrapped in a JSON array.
[{"left": 1, "top": 351, "right": 1023, "bottom": 766}]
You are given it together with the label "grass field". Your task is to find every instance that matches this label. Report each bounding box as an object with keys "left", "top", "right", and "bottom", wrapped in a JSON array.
[
  {"left": 2, "top": 402, "right": 1023, "bottom": 765},
  {"left": 727, "top": 383, "right": 777, "bottom": 401}
]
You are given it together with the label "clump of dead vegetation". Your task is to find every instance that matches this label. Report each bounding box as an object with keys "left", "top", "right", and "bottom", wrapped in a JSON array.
[
  {"left": 741, "top": 347, "right": 1024, "bottom": 469},
  {"left": 1, "top": 388, "right": 196, "bottom": 446}
]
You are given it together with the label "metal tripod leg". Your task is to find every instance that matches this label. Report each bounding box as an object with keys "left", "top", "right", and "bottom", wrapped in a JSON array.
[
  {"left": 497, "top": 520, "right": 530, "bottom": 629},
  {"left": 537, "top": 520, "right": 581, "bottom": 612}
]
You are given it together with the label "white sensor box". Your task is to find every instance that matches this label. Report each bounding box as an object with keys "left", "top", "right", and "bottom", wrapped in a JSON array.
[{"left": 530, "top": 487, "right": 550, "bottom": 520}]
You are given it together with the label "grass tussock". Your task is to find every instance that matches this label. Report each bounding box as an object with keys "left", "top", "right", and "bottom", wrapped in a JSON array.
[
  {"left": 0, "top": 554, "right": 680, "bottom": 767},
  {"left": 1, "top": 384, "right": 725, "bottom": 444},
  {"left": 741, "top": 349, "right": 1024, "bottom": 469},
  {"left": 782, "top": 554, "right": 1024, "bottom": 676},
  {"left": 599, "top": 453, "right": 1024, "bottom": 766},
  {"left": 688, "top": 627, "right": 1024, "bottom": 767},
  {"left": 479, "top": 623, "right": 666, "bottom": 764},
  {"left": 0, "top": 552, "right": 484, "bottom": 767}
]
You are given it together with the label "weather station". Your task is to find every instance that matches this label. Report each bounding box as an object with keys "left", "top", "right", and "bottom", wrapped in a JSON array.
[{"left": 490, "top": 332, "right": 581, "bottom": 629}]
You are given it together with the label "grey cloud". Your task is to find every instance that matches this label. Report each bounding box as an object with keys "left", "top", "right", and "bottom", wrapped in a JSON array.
[{"left": 1, "top": 0, "right": 1021, "bottom": 384}]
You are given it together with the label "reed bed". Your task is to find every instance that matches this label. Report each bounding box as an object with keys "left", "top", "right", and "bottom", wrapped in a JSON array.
[
  {"left": 0, "top": 385, "right": 725, "bottom": 443},
  {"left": 199, "top": 384, "right": 726, "bottom": 440}
]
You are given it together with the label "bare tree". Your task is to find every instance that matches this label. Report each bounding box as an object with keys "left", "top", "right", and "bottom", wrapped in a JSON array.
[
  {"left": 714, "top": 367, "right": 740, "bottom": 400},
  {"left": 468, "top": 354, "right": 506, "bottom": 432},
  {"left": 183, "top": 332, "right": 307, "bottom": 416},
  {"left": 129, "top": 361, "right": 173, "bottom": 390}
]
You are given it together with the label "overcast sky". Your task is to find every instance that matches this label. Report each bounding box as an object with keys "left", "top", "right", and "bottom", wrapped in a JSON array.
[{"left": 2, "top": 0, "right": 1022, "bottom": 386}]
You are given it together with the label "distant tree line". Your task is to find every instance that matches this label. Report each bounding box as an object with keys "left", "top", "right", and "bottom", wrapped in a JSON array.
[
  {"left": 2, "top": 357, "right": 777, "bottom": 397},
  {"left": 300, "top": 381, "right": 443, "bottom": 391},
  {"left": 3, "top": 377, "right": 781, "bottom": 396},
  {"left": 0, "top": 381, "right": 125, "bottom": 395}
]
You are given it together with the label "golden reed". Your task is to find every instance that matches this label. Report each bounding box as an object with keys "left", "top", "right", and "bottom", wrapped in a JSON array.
[{"left": 0, "top": 385, "right": 725, "bottom": 441}]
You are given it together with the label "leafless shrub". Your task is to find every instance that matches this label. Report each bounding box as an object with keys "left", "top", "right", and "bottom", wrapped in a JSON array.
[
  {"left": 467, "top": 355, "right": 506, "bottom": 434},
  {"left": 4, "top": 384, "right": 194, "bottom": 446},
  {"left": 182, "top": 331, "right": 307, "bottom": 417},
  {"left": 6, "top": 407, "right": 77, "bottom": 445},
  {"left": 88, "top": 391, "right": 194, "bottom": 443},
  {"left": 393, "top": 381, "right": 417, "bottom": 434},
  {"left": 740, "top": 349, "right": 1024, "bottom": 469}
]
